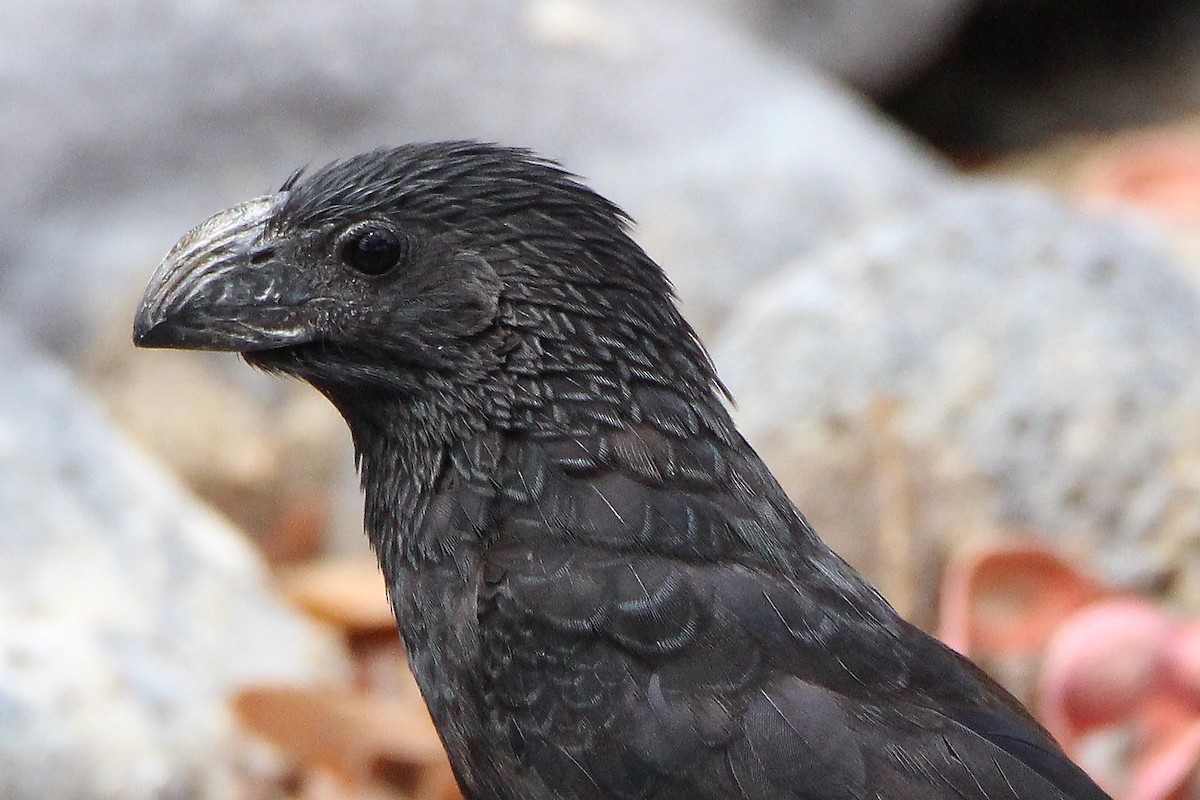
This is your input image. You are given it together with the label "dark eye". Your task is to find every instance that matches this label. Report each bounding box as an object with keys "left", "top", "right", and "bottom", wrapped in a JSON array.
[{"left": 340, "top": 226, "right": 407, "bottom": 276}]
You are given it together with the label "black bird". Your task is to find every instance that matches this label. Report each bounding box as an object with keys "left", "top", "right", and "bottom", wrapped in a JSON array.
[{"left": 134, "top": 142, "right": 1111, "bottom": 800}]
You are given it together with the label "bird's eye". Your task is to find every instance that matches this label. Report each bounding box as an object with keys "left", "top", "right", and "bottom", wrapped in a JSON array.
[{"left": 340, "top": 227, "right": 407, "bottom": 276}]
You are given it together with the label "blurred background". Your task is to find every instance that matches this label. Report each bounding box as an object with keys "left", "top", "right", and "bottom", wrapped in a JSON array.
[{"left": 4, "top": 0, "right": 1200, "bottom": 798}]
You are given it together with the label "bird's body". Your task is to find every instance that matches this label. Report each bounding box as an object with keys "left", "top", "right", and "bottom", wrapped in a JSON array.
[{"left": 135, "top": 142, "right": 1111, "bottom": 800}]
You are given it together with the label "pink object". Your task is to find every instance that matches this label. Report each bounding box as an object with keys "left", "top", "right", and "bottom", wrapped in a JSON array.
[
  {"left": 1126, "top": 718, "right": 1200, "bottom": 800},
  {"left": 1078, "top": 133, "right": 1200, "bottom": 225},
  {"left": 1165, "top": 622, "right": 1200, "bottom": 707},
  {"left": 939, "top": 539, "right": 1200, "bottom": 796},
  {"left": 939, "top": 541, "right": 1102, "bottom": 658},
  {"left": 1037, "top": 599, "right": 1172, "bottom": 749}
]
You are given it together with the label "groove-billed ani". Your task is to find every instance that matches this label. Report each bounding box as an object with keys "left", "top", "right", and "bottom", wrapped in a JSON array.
[{"left": 134, "top": 142, "right": 1110, "bottom": 800}]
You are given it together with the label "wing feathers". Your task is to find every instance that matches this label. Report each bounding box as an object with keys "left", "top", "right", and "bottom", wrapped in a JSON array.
[{"left": 480, "top": 547, "right": 1103, "bottom": 800}]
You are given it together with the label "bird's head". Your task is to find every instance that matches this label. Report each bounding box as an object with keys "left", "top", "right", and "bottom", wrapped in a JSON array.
[{"left": 134, "top": 142, "right": 720, "bottom": 434}]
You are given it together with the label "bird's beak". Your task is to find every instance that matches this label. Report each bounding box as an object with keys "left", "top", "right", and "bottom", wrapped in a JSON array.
[{"left": 133, "top": 194, "right": 318, "bottom": 352}]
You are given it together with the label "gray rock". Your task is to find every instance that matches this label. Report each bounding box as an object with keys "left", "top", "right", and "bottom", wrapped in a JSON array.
[
  {"left": 91, "top": 341, "right": 354, "bottom": 562},
  {"left": 713, "top": 184, "right": 1200, "bottom": 610},
  {"left": 0, "top": 0, "right": 943, "bottom": 358},
  {"left": 0, "top": 319, "right": 346, "bottom": 800}
]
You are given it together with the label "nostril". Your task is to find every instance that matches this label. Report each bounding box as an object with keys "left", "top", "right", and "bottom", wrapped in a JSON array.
[{"left": 249, "top": 248, "right": 275, "bottom": 265}]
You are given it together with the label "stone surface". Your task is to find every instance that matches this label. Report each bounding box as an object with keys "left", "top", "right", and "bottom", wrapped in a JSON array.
[
  {"left": 0, "top": 319, "right": 347, "bottom": 800},
  {"left": 983, "top": 118, "right": 1200, "bottom": 292},
  {"left": 0, "top": 0, "right": 943, "bottom": 361},
  {"left": 713, "top": 183, "right": 1200, "bottom": 612},
  {"left": 90, "top": 341, "right": 353, "bottom": 564}
]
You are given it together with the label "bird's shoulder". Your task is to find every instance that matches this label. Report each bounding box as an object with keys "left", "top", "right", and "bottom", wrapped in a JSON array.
[{"left": 474, "top": 546, "right": 1107, "bottom": 800}]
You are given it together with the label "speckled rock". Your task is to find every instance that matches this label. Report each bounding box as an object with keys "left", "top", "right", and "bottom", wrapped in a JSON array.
[
  {"left": 0, "top": 320, "right": 346, "bottom": 800},
  {"left": 90, "top": 341, "right": 353, "bottom": 563},
  {"left": 713, "top": 183, "right": 1200, "bottom": 612}
]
